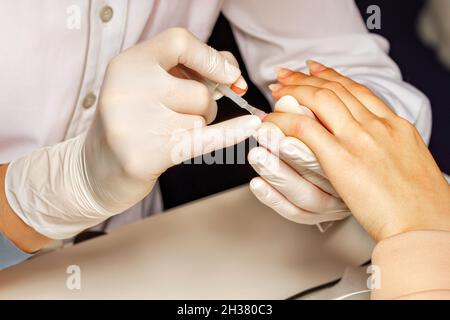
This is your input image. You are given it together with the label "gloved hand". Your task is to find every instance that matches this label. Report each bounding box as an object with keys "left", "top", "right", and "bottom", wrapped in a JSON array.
[
  {"left": 5, "top": 28, "right": 261, "bottom": 239},
  {"left": 248, "top": 94, "right": 350, "bottom": 226}
]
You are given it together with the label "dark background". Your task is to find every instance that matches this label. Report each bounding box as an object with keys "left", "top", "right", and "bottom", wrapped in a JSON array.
[{"left": 160, "top": 0, "right": 450, "bottom": 210}]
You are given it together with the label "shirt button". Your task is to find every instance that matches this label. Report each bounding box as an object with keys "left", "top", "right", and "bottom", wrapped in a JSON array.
[
  {"left": 99, "top": 6, "right": 114, "bottom": 23},
  {"left": 82, "top": 93, "right": 97, "bottom": 109}
]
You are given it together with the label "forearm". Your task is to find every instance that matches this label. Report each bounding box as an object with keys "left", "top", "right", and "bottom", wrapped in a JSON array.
[{"left": 0, "top": 164, "right": 51, "bottom": 253}]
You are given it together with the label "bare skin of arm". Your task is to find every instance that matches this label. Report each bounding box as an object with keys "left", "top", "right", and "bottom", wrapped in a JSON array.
[{"left": 0, "top": 164, "right": 51, "bottom": 253}]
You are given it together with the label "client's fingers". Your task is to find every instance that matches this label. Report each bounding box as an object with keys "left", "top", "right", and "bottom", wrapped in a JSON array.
[
  {"left": 263, "top": 113, "right": 340, "bottom": 161},
  {"left": 270, "top": 85, "right": 358, "bottom": 135},
  {"left": 306, "top": 60, "right": 395, "bottom": 118},
  {"left": 274, "top": 69, "right": 375, "bottom": 122},
  {"left": 274, "top": 95, "right": 316, "bottom": 120}
]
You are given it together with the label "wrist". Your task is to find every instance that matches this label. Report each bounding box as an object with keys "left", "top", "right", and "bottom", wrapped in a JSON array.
[
  {"left": 375, "top": 184, "right": 450, "bottom": 242},
  {"left": 1, "top": 164, "right": 51, "bottom": 252},
  {"left": 83, "top": 123, "right": 154, "bottom": 215},
  {"left": 4, "top": 135, "right": 117, "bottom": 239}
]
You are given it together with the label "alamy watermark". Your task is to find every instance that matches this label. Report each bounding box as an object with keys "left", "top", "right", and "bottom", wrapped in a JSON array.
[
  {"left": 66, "top": 264, "right": 81, "bottom": 290},
  {"left": 366, "top": 5, "right": 381, "bottom": 30}
]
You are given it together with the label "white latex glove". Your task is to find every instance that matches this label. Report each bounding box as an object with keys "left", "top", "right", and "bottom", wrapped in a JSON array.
[
  {"left": 248, "top": 95, "right": 350, "bottom": 225},
  {"left": 5, "top": 28, "right": 261, "bottom": 239}
]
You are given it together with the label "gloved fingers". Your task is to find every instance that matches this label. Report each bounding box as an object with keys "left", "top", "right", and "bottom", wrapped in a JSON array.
[
  {"left": 163, "top": 76, "right": 218, "bottom": 124},
  {"left": 283, "top": 162, "right": 338, "bottom": 197},
  {"left": 254, "top": 94, "right": 314, "bottom": 155},
  {"left": 254, "top": 126, "right": 339, "bottom": 198},
  {"left": 260, "top": 95, "right": 333, "bottom": 191},
  {"left": 154, "top": 28, "right": 241, "bottom": 85},
  {"left": 278, "top": 137, "right": 339, "bottom": 196},
  {"left": 219, "top": 51, "right": 248, "bottom": 96},
  {"left": 269, "top": 95, "right": 317, "bottom": 167},
  {"left": 253, "top": 122, "right": 285, "bottom": 155},
  {"left": 248, "top": 147, "right": 347, "bottom": 213},
  {"left": 169, "top": 115, "right": 261, "bottom": 164},
  {"left": 278, "top": 137, "right": 321, "bottom": 175},
  {"left": 250, "top": 177, "right": 350, "bottom": 225},
  {"left": 167, "top": 52, "right": 246, "bottom": 102}
]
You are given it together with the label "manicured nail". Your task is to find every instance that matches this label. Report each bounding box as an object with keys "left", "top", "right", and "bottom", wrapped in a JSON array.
[
  {"left": 232, "top": 76, "right": 248, "bottom": 90},
  {"left": 306, "top": 60, "right": 327, "bottom": 73},
  {"left": 268, "top": 83, "right": 283, "bottom": 92}
]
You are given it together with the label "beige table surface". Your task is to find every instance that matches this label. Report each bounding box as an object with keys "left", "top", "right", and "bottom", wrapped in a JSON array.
[{"left": 0, "top": 185, "right": 374, "bottom": 299}]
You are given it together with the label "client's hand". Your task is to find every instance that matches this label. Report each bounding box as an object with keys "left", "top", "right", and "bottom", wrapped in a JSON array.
[{"left": 252, "top": 61, "right": 450, "bottom": 241}]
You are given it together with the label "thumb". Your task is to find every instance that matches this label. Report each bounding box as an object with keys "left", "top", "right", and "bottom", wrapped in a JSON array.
[{"left": 168, "top": 115, "right": 261, "bottom": 165}]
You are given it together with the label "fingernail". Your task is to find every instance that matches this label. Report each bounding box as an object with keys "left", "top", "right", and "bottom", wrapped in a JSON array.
[
  {"left": 276, "top": 67, "right": 294, "bottom": 79},
  {"left": 268, "top": 83, "right": 283, "bottom": 92},
  {"left": 306, "top": 60, "right": 327, "bottom": 73},
  {"left": 232, "top": 76, "right": 248, "bottom": 90}
]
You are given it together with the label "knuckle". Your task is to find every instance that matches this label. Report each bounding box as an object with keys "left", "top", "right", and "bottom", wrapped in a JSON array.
[
  {"left": 322, "top": 81, "right": 344, "bottom": 92},
  {"left": 122, "top": 157, "right": 145, "bottom": 180},
  {"left": 289, "top": 73, "right": 306, "bottom": 83},
  {"left": 351, "top": 83, "right": 372, "bottom": 95},
  {"left": 368, "top": 117, "right": 390, "bottom": 131},
  {"left": 166, "top": 27, "right": 190, "bottom": 39},
  {"left": 356, "top": 129, "right": 377, "bottom": 149},
  {"left": 394, "top": 117, "right": 418, "bottom": 135},
  {"left": 219, "top": 50, "right": 236, "bottom": 64},
  {"left": 270, "top": 198, "right": 286, "bottom": 209},
  {"left": 314, "top": 88, "right": 336, "bottom": 101},
  {"left": 166, "top": 27, "right": 191, "bottom": 51},
  {"left": 289, "top": 116, "right": 311, "bottom": 138},
  {"left": 394, "top": 117, "right": 413, "bottom": 129}
]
